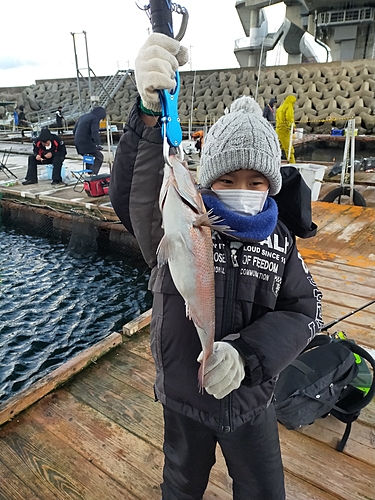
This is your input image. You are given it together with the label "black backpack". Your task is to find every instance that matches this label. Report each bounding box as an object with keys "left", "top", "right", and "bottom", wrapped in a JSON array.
[{"left": 273, "top": 332, "right": 375, "bottom": 452}]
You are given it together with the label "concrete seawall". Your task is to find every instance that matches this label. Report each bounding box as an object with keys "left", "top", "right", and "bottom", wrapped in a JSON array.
[{"left": 1, "top": 59, "right": 375, "bottom": 134}]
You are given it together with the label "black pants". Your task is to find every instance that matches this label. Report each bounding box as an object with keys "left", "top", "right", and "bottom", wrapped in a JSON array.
[
  {"left": 82, "top": 150, "right": 103, "bottom": 175},
  {"left": 161, "top": 405, "right": 285, "bottom": 500},
  {"left": 25, "top": 155, "right": 64, "bottom": 183}
]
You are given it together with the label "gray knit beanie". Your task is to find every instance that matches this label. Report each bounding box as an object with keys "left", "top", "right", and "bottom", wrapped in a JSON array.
[{"left": 199, "top": 96, "right": 282, "bottom": 195}]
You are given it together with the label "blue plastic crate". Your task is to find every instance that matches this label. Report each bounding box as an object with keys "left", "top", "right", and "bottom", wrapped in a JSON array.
[{"left": 331, "top": 129, "right": 344, "bottom": 137}]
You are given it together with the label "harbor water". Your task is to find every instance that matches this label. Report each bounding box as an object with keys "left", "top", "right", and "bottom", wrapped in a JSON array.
[{"left": 0, "top": 225, "right": 152, "bottom": 404}]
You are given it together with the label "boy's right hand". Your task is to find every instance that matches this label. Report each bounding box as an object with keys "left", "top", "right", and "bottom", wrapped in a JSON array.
[{"left": 135, "top": 33, "right": 188, "bottom": 113}]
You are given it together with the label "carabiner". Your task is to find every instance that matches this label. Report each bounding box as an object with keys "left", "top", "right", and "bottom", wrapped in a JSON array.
[
  {"left": 159, "top": 71, "right": 182, "bottom": 147},
  {"left": 159, "top": 71, "right": 184, "bottom": 166}
]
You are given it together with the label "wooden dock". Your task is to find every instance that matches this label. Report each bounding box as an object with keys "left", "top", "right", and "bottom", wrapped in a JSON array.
[
  {"left": 0, "top": 202, "right": 374, "bottom": 499},
  {"left": 2, "top": 140, "right": 375, "bottom": 217}
]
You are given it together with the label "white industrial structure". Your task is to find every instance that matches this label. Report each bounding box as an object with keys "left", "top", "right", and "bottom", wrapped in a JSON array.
[{"left": 235, "top": 1, "right": 375, "bottom": 66}]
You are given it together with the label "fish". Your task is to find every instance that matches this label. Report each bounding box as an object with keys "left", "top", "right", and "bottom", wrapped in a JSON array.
[{"left": 157, "top": 155, "right": 221, "bottom": 391}]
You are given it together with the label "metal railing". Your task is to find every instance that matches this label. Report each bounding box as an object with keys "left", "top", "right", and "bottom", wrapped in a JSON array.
[
  {"left": 25, "top": 69, "right": 133, "bottom": 132},
  {"left": 318, "top": 7, "right": 375, "bottom": 26}
]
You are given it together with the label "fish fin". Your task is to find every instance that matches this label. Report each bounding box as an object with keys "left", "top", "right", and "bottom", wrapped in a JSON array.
[
  {"left": 171, "top": 158, "right": 202, "bottom": 212},
  {"left": 193, "top": 210, "right": 233, "bottom": 233},
  {"left": 198, "top": 363, "right": 204, "bottom": 394},
  {"left": 159, "top": 165, "right": 173, "bottom": 210},
  {"left": 185, "top": 302, "right": 192, "bottom": 320},
  {"left": 157, "top": 233, "right": 194, "bottom": 268},
  {"left": 156, "top": 235, "right": 171, "bottom": 267}
]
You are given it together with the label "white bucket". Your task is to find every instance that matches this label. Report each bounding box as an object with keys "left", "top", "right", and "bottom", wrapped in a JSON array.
[
  {"left": 40, "top": 163, "right": 68, "bottom": 181},
  {"left": 294, "top": 163, "right": 327, "bottom": 201},
  {"left": 295, "top": 128, "right": 304, "bottom": 140}
]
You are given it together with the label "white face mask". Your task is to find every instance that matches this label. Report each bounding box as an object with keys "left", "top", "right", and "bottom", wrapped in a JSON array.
[
  {"left": 212, "top": 189, "right": 269, "bottom": 216},
  {"left": 44, "top": 142, "right": 52, "bottom": 150}
]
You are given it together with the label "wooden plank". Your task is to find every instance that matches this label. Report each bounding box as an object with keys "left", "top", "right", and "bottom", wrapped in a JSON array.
[
  {"left": 299, "top": 203, "right": 375, "bottom": 269},
  {"left": 97, "top": 349, "right": 156, "bottom": 398},
  {"left": 0, "top": 433, "right": 69, "bottom": 499},
  {"left": 72, "top": 336, "right": 375, "bottom": 499},
  {"left": 308, "top": 260, "right": 375, "bottom": 287},
  {"left": 80, "top": 336, "right": 375, "bottom": 439},
  {"left": 122, "top": 308, "right": 152, "bottom": 336},
  {"left": 279, "top": 427, "right": 375, "bottom": 500},
  {"left": 30, "top": 390, "right": 232, "bottom": 500},
  {"left": 27, "top": 391, "right": 166, "bottom": 500},
  {"left": 0, "top": 458, "right": 42, "bottom": 500},
  {"left": 284, "top": 475, "right": 340, "bottom": 500},
  {"left": 49, "top": 376, "right": 340, "bottom": 500},
  {"left": 0, "top": 332, "right": 122, "bottom": 426},
  {"left": 66, "top": 362, "right": 165, "bottom": 451},
  {"left": 0, "top": 416, "right": 133, "bottom": 500},
  {"left": 306, "top": 274, "right": 374, "bottom": 303},
  {"left": 124, "top": 330, "right": 154, "bottom": 363},
  {"left": 296, "top": 413, "right": 375, "bottom": 467}
]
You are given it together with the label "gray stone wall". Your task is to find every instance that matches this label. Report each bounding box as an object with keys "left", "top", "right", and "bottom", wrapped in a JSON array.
[{"left": 1, "top": 59, "right": 375, "bottom": 134}]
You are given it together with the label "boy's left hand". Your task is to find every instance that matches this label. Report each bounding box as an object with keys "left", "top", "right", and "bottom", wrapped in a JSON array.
[
  {"left": 197, "top": 342, "right": 245, "bottom": 399},
  {"left": 135, "top": 33, "right": 189, "bottom": 112}
]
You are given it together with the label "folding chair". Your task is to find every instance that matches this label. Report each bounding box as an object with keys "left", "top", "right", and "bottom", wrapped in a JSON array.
[
  {"left": 0, "top": 149, "right": 18, "bottom": 179},
  {"left": 71, "top": 155, "right": 94, "bottom": 192}
]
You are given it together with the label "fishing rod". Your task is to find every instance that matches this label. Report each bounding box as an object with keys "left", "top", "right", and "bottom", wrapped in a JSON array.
[
  {"left": 149, "top": 0, "right": 174, "bottom": 37},
  {"left": 138, "top": 1, "right": 189, "bottom": 41},
  {"left": 321, "top": 298, "right": 375, "bottom": 332},
  {"left": 138, "top": 0, "right": 189, "bottom": 159}
]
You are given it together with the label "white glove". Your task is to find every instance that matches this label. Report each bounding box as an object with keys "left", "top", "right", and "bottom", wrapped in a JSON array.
[
  {"left": 135, "top": 33, "right": 189, "bottom": 112},
  {"left": 197, "top": 342, "right": 245, "bottom": 399}
]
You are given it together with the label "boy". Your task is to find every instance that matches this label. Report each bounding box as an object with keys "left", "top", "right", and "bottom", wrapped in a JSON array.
[{"left": 110, "top": 34, "right": 323, "bottom": 500}]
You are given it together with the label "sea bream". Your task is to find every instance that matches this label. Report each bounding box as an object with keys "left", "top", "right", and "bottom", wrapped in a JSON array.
[{"left": 157, "top": 155, "right": 220, "bottom": 391}]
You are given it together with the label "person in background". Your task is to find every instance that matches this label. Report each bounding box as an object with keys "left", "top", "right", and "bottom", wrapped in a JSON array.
[
  {"left": 263, "top": 97, "right": 277, "bottom": 124},
  {"left": 109, "top": 33, "right": 323, "bottom": 500},
  {"left": 22, "top": 128, "right": 66, "bottom": 185},
  {"left": 276, "top": 95, "right": 296, "bottom": 163},
  {"left": 13, "top": 107, "right": 19, "bottom": 130},
  {"left": 56, "top": 106, "right": 64, "bottom": 134},
  {"left": 73, "top": 107, "right": 106, "bottom": 175},
  {"left": 17, "top": 105, "right": 28, "bottom": 137},
  {"left": 191, "top": 129, "right": 204, "bottom": 157}
]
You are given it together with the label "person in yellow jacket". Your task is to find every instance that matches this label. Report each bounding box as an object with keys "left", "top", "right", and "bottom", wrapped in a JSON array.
[
  {"left": 192, "top": 129, "right": 204, "bottom": 157},
  {"left": 276, "top": 95, "right": 296, "bottom": 163}
]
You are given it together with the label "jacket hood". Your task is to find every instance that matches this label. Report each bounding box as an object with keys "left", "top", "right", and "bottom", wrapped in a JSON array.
[
  {"left": 92, "top": 107, "right": 106, "bottom": 120},
  {"left": 284, "top": 95, "right": 296, "bottom": 105},
  {"left": 269, "top": 98, "right": 277, "bottom": 106},
  {"left": 38, "top": 128, "right": 53, "bottom": 142}
]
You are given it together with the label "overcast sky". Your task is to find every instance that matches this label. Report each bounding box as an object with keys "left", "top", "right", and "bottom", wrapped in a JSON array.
[{"left": 1, "top": 1, "right": 286, "bottom": 88}]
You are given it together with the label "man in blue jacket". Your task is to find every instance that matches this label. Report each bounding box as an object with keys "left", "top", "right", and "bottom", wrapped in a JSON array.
[{"left": 73, "top": 106, "right": 106, "bottom": 174}]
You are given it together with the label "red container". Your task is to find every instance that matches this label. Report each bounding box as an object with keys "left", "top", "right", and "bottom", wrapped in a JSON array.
[{"left": 83, "top": 174, "right": 110, "bottom": 197}]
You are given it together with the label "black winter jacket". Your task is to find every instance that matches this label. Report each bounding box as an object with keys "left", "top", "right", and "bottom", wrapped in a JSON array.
[
  {"left": 33, "top": 133, "right": 66, "bottom": 161},
  {"left": 73, "top": 107, "right": 106, "bottom": 155},
  {"left": 110, "top": 101, "right": 324, "bottom": 432},
  {"left": 262, "top": 104, "right": 275, "bottom": 123}
]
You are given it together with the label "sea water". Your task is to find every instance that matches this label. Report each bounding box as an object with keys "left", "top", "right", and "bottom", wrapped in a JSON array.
[{"left": 0, "top": 226, "right": 152, "bottom": 403}]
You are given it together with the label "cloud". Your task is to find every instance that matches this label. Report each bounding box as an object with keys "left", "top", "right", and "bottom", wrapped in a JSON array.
[{"left": 0, "top": 57, "right": 37, "bottom": 70}]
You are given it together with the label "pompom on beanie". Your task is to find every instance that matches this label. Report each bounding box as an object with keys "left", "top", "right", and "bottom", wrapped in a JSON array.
[{"left": 199, "top": 96, "right": 282, "bottom": 195}]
